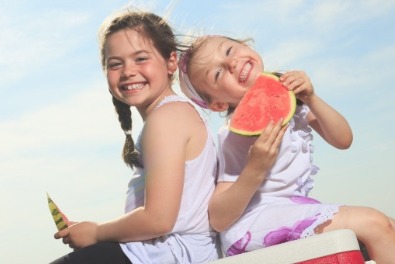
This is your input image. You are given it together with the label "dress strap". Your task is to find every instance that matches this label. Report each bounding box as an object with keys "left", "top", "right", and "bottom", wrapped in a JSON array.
[
  {"left": 155, "top": 95, "right": 209, "bottom": 125},
  {"left": 154, "top": 95, "right": 190, "bottom": 110}
]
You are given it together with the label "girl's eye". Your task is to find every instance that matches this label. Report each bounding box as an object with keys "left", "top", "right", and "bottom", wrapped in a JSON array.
[
  {"left": 226, "top": 46, "right": 233, "bottom": 56},
  {"left": 107, "top": 62, "right": 122, "bottom": 69},
  {"left": 215, "top": 68, "right": 222, "bottom": 81},
  {"left": 136, "top": 57, "right": 148, "bottom": 63}
]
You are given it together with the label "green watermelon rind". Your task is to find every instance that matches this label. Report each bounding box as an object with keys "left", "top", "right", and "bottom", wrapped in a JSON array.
[{"left": 229, "top": 72, "right": 297, "bottom": 136}]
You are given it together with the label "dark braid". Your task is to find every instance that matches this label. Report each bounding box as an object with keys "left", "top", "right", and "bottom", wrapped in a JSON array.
[{"left": 112, "top": 96, "right": 141, "bottom": 168}]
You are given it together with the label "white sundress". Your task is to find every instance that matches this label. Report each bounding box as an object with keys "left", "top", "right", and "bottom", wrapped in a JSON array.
[{"left": 217, "top": 104, "right": 341, "bottom": 256}]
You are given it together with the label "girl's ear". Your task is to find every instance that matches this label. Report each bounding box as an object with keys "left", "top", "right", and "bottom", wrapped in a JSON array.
[
  {"left": 209, "top": 101, "right": 229, "bottom": 112},
  {"left": 167, "top": 51, "right": 178, "bottom": 74}
]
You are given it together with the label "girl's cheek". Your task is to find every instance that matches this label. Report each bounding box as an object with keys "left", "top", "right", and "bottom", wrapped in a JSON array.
[
  {"left": 107, "top": 74, "right": 118, "bottom": 90},
  {"left": 107, "top": 71, "right": 118, "bottom": 83}
]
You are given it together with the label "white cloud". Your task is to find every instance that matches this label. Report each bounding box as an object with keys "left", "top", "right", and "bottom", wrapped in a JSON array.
[
  {"left": 0, "top": 80, "right": 144, "bottom": 158},
  {"left": 0, "top": 9, "right": 90, "bottom": 84},
  {"left": 307, "top": 1, "right": 395, "bottom": 33},
  {"left": 366, "top": 44, "right": 395, "bottom": 70},
  {"left": 262, "top": 40, "right": 319, "bottom": 70}
]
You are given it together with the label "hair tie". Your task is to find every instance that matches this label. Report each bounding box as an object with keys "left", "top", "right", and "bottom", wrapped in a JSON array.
[
  {"left": 124, "top": 130, "right": 132, "bottom": 136},
  {"left": 178, "top": 51, "right": 209, "bottom": 109}
]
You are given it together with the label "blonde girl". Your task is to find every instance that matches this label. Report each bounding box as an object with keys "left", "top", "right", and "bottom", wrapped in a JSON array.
[{"left": 179, "top": 35, "right": 395, "bottom": 263}]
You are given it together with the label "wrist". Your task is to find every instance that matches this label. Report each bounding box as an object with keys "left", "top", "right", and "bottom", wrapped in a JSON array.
[
  {"left": 301, "top": 92, "right": 317, "bottom": 106},
  {"left": 96, "top": 222, "right": 106, "bottom": 242},
  {"left": 243, "top": 164, "right": 267, "bottom": 185}
]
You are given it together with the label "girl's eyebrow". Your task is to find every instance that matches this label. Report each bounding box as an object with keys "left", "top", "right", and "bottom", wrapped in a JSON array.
[
  {"left": 106, "top": 50, "right": 150, "bottom": 61},
  {"left": 203, "top": 39, "right": 229, "bottom": 81},
  {"left": 217, "top": 40, "right": 227, "bottom": 53},
  {"left": 134, "top": 49, "right": 151, "bottom": 56}
]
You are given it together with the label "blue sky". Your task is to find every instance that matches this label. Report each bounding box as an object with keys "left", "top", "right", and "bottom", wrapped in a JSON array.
[{"left": 1, "top": 0, "right": 394, "bottom": 263}]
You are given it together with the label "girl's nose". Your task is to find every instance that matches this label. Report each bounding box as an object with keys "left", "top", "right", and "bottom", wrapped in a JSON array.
[
  {"left": 227, "top": 58, "right": 237, "bottom": 73},
  {"left": 122, "top": 62, "right": 137, "bottom": 78}
]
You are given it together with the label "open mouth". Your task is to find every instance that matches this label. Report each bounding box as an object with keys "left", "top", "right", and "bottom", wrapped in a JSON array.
[
  {"left": 120, "top": 82, "right": 146, "bottom": 91},
  {"left": 239, "top": 62, "right": 252, "bottom": 83}
]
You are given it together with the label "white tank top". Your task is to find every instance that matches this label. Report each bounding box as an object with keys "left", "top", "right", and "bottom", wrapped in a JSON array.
[{"left": 121, "top": 95, "right": 219, "bottom": 263}]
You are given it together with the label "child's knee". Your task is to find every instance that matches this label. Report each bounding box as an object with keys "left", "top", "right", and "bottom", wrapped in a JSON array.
[
  {"left": 336, "top": 206, "right": 392, "bottom": 236},
  {"left": 361, "top": 207, "right": 392, "bottom": 234}
]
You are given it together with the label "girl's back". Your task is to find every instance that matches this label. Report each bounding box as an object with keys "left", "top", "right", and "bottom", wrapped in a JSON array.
[{"left": 122, "top": 95, "right": 219, "bottom": 263}]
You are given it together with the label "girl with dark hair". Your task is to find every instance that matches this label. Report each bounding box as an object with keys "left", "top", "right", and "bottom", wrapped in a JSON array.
[{"left": 51, "top": 9, "right": 219, "bottom": 264}]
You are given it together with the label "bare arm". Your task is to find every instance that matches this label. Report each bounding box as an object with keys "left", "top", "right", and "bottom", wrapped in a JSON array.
[
  {"left": 55, "top": 102, "right": 201, "bottom": 248},
  {"left": 209, "top": 120, "right": 287, "bottom": 232},
  {"left": 280, "top": 71, "right": 353, "bottom": 149}
]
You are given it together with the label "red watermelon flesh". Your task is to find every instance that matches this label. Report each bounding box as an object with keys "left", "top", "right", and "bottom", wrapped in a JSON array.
[{"left": 229, "top": 72, "right": 296, "bottom": 136}]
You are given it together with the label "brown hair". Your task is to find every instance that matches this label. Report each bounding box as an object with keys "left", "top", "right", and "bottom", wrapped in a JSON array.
[{"left": 98, "top": 9, "right": 179, "bottom": 168}]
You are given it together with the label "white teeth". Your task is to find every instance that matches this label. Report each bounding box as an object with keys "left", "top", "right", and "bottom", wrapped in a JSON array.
[
  {"left": 240, "top": 63, "right": 252, "bottom": 82},
  {"left": 123, "top": 83, "right": 144, "bottom": 90}
]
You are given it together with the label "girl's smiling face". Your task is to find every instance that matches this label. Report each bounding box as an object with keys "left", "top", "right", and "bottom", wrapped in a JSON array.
[
  {"left": 104, "top": 28, "right": 176, "bottom": 117},
  {"left": 189, "top": 36, "right": 264, "bottom": 111}
]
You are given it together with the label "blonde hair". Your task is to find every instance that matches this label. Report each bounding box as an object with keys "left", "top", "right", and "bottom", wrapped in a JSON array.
[{"left": 181, "top": 35, "right": 253, "bottom": 114}]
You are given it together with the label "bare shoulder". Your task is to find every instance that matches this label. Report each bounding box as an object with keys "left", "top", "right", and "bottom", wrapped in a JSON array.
[
  {"left": 143, "top": 101, "right": 207, "bottom": 161},
  {"left": 145, "top": 101, "right": 206, "bottom": 140},
  {"left": 149, "top": 101, "right": 203, "bottom": 129}
]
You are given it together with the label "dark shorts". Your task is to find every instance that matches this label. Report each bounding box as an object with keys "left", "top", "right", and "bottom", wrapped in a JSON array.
[{"left": 50, "top": 242, "right": 132, "bottom": 264}]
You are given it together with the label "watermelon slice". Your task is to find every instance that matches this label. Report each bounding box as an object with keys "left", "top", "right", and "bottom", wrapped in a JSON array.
[
  {"left": 229, "top": 72, "right": 296, "bottom": 136},
  {"left": 47, "top": 193, "right": 69, "bottom": 231}
]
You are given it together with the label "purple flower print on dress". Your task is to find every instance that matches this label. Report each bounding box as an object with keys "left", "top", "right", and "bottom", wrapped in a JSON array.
[
  {"left": 263, "top": 216, "right": 317, "bottom": 247},
  {"left": 227, "top": 231, "right": 252, "bottom": 256},
  {"left": 291, "top": 196, "right": 320, "bottom": 204}
]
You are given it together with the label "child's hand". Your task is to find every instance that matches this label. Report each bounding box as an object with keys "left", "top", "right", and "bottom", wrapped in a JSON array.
[
  {"left": 280, "top": 71, "right": 314, "bottom": 103},
  {"left": 54, "top": 221, "right": 99, "bottom": 249},
  {"left": 247, "top": 119, "right": 287, "bottom": 179}
]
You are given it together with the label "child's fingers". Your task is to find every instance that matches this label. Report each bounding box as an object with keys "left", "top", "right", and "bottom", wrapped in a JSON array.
[
  {"left": 264, "top": 119, "right": 283, "bottom": 143},
  {"left": 280, "top": 71, "right": 305, "bottom": 87},
  {"left": 261, "top": 120, "right": 275, "bottom": 137},
  {"left": 54, "top": 227, "right": 70, "bottom": 239},
  {"left": 284, "top": 77, "right": 304, "bottom": 91},
  {"left": 273, "top": 124, "right": 288, "bottom": 148},
  {"left": 266, "top": 120, "right": 286, "bottom": 150},
  {"left": 62, "top": 236, "right": 70, "bottom": 245},
  {"left": 248, "top": 120, "right": 286, "bottom": 172},
  {"left": 281, "top": 71, "right": 314, "bottom": 97},
  {"left": 279, "top": 71, "right": 298, "bottom": 85},
  {"left": 253, "top": 119, "right": 283, "bottom": 151}
]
